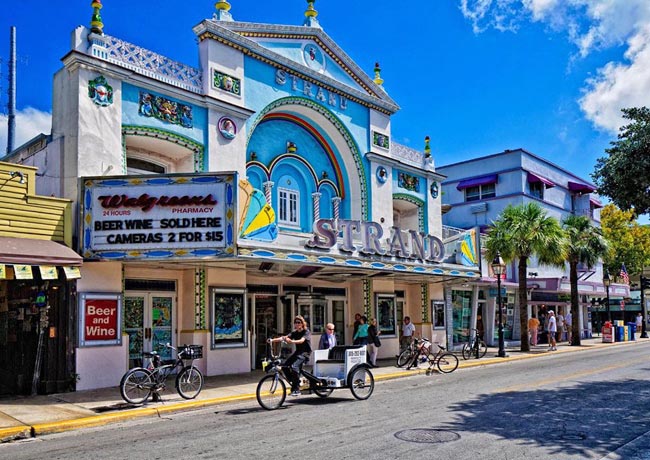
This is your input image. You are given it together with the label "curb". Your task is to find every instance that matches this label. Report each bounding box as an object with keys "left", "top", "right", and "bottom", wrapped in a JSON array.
[
  {"left": 4, "top": 337, "right": 646, "bottom": 441},
  {"left": 0, "top": 425, "right": 31, "bottom": 443}
]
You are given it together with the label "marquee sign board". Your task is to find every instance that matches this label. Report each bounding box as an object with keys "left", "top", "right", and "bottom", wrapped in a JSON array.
[{"left": 80, "top": 173, "right": 236, "bottom": 260}]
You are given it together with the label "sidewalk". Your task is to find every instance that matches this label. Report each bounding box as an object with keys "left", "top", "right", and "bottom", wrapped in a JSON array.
[{"left": 0, "top": 335, "right": 645, "bottom": 442}]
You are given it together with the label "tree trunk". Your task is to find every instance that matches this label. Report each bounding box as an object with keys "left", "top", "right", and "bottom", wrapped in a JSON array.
[
  {"left": 519, "top": 256, "right": 530, "bottom": 352},
  {"left": 570, "top": 260, "right": 581, "bottom": 346}
]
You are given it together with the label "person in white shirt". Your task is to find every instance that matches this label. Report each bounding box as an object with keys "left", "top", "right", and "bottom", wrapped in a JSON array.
[
  {"left": 548, "top": 310, "right": 557, "bottom": 351},
  {"left": 556, "top": 311, "right": 565, "bottom": 342},
  {"left": 401, "top": 316, "right": 416, "bottom": 351}
]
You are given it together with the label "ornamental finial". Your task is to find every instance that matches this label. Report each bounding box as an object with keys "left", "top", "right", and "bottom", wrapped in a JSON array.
[
  {"left": 424, "top": 136, "right": 431, "bottom": 159},
  {"left": 304, "top": 1, "right": 321, "bottom": 28},
  {"left": 214, "top": 0, "right": 233, "bottom": 21},
  {"left": 373, "top": 62, "right": 384, "bottom": 86},
  {"left": 90, "top": 0, "right": 104, "bottom": 35}
]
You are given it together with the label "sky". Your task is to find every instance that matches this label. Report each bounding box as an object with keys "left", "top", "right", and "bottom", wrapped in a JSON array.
[{"left": 0, "top": 0, "right": 648, "bottom": 211}]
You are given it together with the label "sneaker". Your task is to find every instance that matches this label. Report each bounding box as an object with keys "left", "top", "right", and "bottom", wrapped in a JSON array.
[{"left": 290, "top": 390, "right": 301, "bottom": 397}]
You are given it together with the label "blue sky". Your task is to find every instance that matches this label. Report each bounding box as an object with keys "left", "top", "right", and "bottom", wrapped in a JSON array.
[{"left": 1, "top": 0, "right": 648, "bottom": 210}]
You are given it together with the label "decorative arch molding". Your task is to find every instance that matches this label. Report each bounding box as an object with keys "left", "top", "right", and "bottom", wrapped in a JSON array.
[
  {"left": 246, "top": 96, "right": 367, "bottom": 220},
  {"left": 121, "top": 125, "right": 205, "bottom": 173},
  {"left": 393, "top": 193, "right": 426, "bottom": 233}
]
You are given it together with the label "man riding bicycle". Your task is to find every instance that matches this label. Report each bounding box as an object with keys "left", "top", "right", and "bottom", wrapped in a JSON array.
[{"left": 268, "top": 315, "right": 312, "bottom": 396}]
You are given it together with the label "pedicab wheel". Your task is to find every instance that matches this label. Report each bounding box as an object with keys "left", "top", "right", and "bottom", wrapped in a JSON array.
[
  {"left": 120, "top": 368, "right": 153, "bottom": 405},
  {"left": 176, "top": 366, "right": 204, "bottom": 399},
  {"left": 313, "top": 388, "right": 334, "bottom": 398},
  {"left": 437, "top": 353, "right": 459, "bottom": 373},
  {"left": 256, "top": 374, "right": 286, "bottom": 410},
  {"left": 461, "top": 343, "right": 472, "bottom": 360},
  {"left": 348, "top": 367, "right": 374, "bottom": 400},
  {"left": 396, "top": 349, "right": 411, "bottom": 368}
]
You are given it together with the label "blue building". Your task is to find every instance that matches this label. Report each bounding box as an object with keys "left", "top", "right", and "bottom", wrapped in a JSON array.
[
  {"left": 437, "top": 148, "right": 630, "bottom": 347},
  {"left": 4, "top": 1, "right": 479, "bottom": 390}
]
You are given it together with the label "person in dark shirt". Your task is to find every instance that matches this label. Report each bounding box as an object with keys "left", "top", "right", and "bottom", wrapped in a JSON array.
[{"left": 269, "top": 315, "right": 312, "bottom": 396}]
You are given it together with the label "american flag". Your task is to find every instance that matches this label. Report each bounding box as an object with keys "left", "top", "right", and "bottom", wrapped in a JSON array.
[{"left": 620, "top": 263, "right": 630, "bottom": 285}]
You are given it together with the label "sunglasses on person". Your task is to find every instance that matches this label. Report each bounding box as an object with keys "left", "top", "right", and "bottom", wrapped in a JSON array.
[{"left": 326, "top": 327, "right": 334, "bottom": 331}]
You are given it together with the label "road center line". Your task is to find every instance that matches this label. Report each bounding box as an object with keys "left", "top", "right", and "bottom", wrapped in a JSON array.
[{"left": 496, "top": 357, "right": 644, "bottom": 393}]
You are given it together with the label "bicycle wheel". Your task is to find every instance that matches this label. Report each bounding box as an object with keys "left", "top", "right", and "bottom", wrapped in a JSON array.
[
  {"left": 120, "top": 368, "right": 153, "bottom": 404},
  {"left": 256, "top": 374, "right": 286, "bottom": 410},
  {"left": 349, "top": 367, "right": 374, "bottom": 400},
  {"left": 461, "top": 343, "right": 473, "bottom": 360},
  {"left": 478, "top": 340, "right": 488, "bottom": 358},
  {"left": 436, "top": 353, "right": 459, "bottom": 373},
  {"left": 396, "top": 349, "right": 412, "bottom": 368},
  {"left": 176, "top": 366, "right": 204, "bottom": 399}
]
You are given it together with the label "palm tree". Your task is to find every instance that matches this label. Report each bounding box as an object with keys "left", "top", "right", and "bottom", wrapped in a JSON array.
[
  {"left": 562, "top": 215, "right": 608, "bottom": 346},
  {"left": 485, "top": 203, "right": 566, "bottom": 352}
]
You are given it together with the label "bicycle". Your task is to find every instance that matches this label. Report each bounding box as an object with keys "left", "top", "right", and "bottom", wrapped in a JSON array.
[
  {"left": 423, "top": 343, "right": 459, "bottom": 374},
  {"left": 403, "top": 338, "right": 459, "bottom": 374},
  {"left": 256, "top": 340, "right": 374, "bottom": 410},
  {"left": 462, "top": 328, "right": 488, "bottom": 360},
  {"left": 397, "top": 337, "right": 431, "bottom": 368},
  {"left": 120, "top": 343, "right": 204, "bottom": 404}
]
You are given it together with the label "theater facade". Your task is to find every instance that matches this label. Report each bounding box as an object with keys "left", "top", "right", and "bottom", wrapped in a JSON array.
[{"left": 7, "top": 1, "right": 480, "bottom": 390}]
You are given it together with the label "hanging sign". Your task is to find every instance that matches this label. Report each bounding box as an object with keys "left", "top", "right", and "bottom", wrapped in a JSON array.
[
  {"left": 63, "top": 266, "right": 81, "bottom": 279},
  {"left": 78, "top": 293, "right": 122, "bottom": 347},
  {"left": 39, "top": 266, "right": 58, "bottom": 280},
  {"left": 13, "top": 265, "right": 33, "bottom": 280}
]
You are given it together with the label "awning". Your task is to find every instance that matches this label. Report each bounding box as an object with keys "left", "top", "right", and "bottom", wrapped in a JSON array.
[
  {"left": 0, "top": 236, "right": 82, "bottom": 266},
  {"left": 456, "top": 174, "right": 498, "bottom": 190},
  {"left": 527, "top": 172, "right": 555, "bottom": 188},
  {"left": 568, "top": 181, "right": 596, "bottom": 194},
  {"left": 590, "top": 198, "right": 603, "bottom": 208}
]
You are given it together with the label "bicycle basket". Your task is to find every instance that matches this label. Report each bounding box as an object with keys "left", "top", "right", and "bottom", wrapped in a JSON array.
[{"left": 178, "top": 344, "right": 203, "bottom": 359}]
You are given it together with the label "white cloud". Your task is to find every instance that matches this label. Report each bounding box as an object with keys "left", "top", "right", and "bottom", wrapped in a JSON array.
[
  {"left": 0, "top": 107, "right": 51, "bottom": 155},
  {"left": 458, "top": 0, "right": 650, "bottom": 132}
]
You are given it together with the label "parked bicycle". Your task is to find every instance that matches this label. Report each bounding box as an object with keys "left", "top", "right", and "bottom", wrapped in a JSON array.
[
  {"left": 397, "top": 337, "right": 432, "bottom": 368},
  {"left": 462, "top": 328, "right": 488, "bottom": 360},
  {"left": 120, "top": 343, "right": 204, "bottom": 404},
  {"left": 256, "top": 340, "right": 374, "bottom": 410},
  {"left": 402, "top": 338, "right": 459, "bottom": 374},
  {"left": 421, "top": 342, "right": 459, "bottom": 374}
]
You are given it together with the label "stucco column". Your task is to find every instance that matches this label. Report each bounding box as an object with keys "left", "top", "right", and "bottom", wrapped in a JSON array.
[
  {"left": 263, "top": 181, "right": 274, "bottom": 205},
  {"left": 312, "top": 192, "right": 321, "bottom": 220}
]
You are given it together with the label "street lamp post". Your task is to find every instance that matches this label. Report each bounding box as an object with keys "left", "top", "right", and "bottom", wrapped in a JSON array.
[
  {"left": 492, "top": 252, "right": 507, "bottom": 358},
  {"left": 603, "top": 270, "right": 611, "bottom": 323}
]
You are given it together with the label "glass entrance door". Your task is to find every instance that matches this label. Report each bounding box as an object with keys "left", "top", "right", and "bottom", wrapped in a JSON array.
[
  {"left": 330, "top": 299, "right": 345, "bottom": 346},
  {"left": 254, "top": 296, "right": 278, "bottom": 368},
  {"left": 124, "top": 292, "right": 175, "bottom": 368}
]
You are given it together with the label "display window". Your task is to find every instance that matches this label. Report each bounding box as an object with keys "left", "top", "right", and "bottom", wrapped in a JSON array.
[{"left": 211, "top": 288, "right": 247, "bottom": 348}]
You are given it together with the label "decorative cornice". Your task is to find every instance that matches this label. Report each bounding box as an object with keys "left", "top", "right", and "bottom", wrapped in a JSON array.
[{"left": 193, "top": 20, "right": 399, "bottom": 114}]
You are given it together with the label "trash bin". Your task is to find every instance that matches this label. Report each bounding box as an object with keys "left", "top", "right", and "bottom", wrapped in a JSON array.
[{"left": 628, "top": 323, "right": 636, "bottom": 341}]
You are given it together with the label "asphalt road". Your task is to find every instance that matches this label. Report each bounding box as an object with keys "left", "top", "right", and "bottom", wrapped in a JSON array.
[{"left": 3, "top": 343, "right": 650, "bottom": 459}]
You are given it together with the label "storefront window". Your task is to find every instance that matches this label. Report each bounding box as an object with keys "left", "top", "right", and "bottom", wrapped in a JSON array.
[
  {"left": 376, "top": 294, "right": 396, "bottom": 336},
  {"left": 432, "top": 301, "right": 445, "bottom": 329},
  {"left": 211, "top": 289, "right": 246, "bottom": 348},
  {"left": 452, "top": 290, "right": 472, "bottom": 343}
]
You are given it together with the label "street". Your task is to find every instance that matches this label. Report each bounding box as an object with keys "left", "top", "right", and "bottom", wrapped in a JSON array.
[{"left": 3, "top": 343, "right": 650, "bottom": 459}]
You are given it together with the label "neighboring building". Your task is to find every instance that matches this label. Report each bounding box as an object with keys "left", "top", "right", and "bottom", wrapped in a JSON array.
[
  {"left": 0, "top": 161, "right": 81, "bottom": 395},
  {"left": 437, "top": 148, "right": 629, "bottom": 347},
  {"left": 4, "top": 2, "right": 479, "bottom": 390}
]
